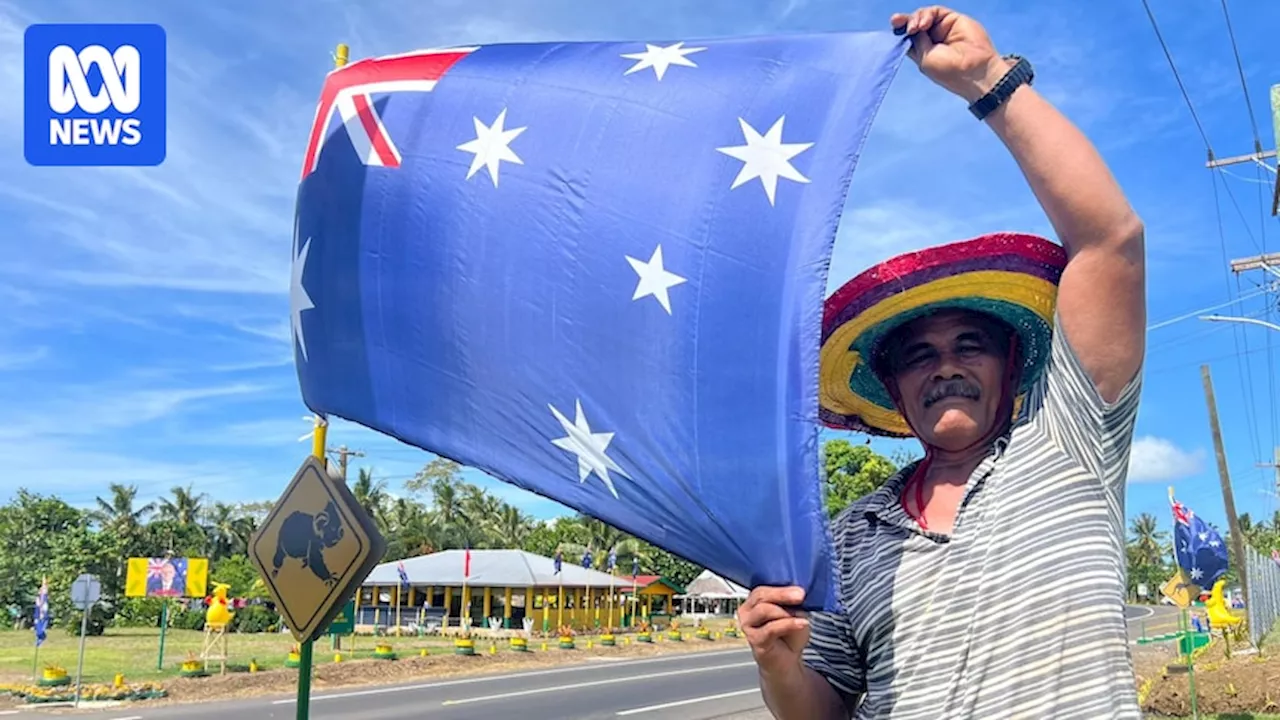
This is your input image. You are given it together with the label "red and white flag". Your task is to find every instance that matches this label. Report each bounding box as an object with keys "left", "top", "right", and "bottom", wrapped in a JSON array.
[{"left": 463, "top": 546, "right": 472, "bottom": 579}]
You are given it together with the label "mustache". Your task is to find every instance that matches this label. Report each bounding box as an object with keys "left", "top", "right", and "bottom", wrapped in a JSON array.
[{"left": 923, "top": 379, "right": 981, "bottom": 408}]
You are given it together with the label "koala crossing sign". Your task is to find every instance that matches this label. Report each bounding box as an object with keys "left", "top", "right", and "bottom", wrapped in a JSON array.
[{"left": 250, "top": 456, "right": 385, "bottom": 643}]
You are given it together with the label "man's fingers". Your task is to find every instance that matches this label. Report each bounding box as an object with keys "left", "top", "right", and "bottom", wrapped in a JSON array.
[
  {"left": 748, "top": 615, "right": 810, "bottom": 646},
  {"left": 739, "top": 599, "right": 798, "bottom": 630},
  {"left": 743, "top": 586, "right": 805, "bottom": 610}
]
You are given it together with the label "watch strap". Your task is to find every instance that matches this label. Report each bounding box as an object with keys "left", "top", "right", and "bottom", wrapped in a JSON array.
[{"left": 968, "top": 55, "right": 1033, "bottom": 121}]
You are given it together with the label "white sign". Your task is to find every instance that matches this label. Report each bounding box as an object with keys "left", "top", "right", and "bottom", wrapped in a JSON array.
[
  {"left": 1137, "top": 583, "right": 1149, "bottom": 598},
  {"left": 70, "top": 573, "right": 101, "bottom": 610}
]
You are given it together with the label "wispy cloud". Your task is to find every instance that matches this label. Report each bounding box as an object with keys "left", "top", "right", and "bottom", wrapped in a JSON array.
[{"left": 0, "top": 346, "right": 49, "bottom": 371}]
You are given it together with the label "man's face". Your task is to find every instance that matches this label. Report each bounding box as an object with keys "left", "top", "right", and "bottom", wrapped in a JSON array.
[{"left": 883, "top": 310, "right": 1009, "bottom": 451}]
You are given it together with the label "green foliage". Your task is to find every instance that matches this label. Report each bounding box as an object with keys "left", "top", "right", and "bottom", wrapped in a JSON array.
[
  {"left": 231, "top": 605, "right": 278, "bottom": 633},
  {"left": 822, "top": 439, "right": 901, "bottom": 517},
  {"left": 211, "top": 555, "right": 265, "bottom": 600},
  {"left": 168, "top": 606, "right": 206, "bottom": 631},
  {"left": 113, "top": 598, "right": 168, "bottom": 627}
]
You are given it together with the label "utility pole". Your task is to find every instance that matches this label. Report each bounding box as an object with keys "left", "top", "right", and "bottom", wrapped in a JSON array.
[
  {"left": 1200, "top": 364, "right": 1249, "bottom": 609},
  {"left": 327, "top": 445, "right": 364, "bottom": 482},
  {"left": 1205, "top": 83, "right": 1278, "bottom": 215}
]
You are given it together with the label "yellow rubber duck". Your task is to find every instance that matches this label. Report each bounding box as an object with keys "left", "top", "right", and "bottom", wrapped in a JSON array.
[
  {"left": 1204, "top": 578, "right": 1242, "bottom": 629},
  {"left": 205, "top": 582, "right": 235, "bottom": 629}
]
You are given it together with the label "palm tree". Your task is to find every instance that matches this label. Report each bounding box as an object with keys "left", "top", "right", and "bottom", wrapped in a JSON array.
[
  {"left": 203, "top": 502, "right": 253, "bottom": 559},
  {"left": 1128, "top": 513, "right": 1167, "bottom": 567},
  {"left": 351, "top": 468, "right": 389, "bottom": 521},
  {"left": 158, "top": 485, "right": 206, "bottom": 527},
  {"left": 90, "top": 483, "right": 154, "bottom": 532}
]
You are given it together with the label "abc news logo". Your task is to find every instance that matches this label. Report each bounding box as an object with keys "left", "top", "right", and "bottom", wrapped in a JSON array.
[
  {"left": 24, "top": 24, "right": 166, "bottom": 167},
  {"left": 48, "top": 44, "right": 143, "bottom": 147}
]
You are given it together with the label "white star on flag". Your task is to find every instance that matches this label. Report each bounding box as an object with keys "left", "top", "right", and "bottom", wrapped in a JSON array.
[
  {"left": 621, "top": 41, "right": 706, "bottom": 80},
  {"left": 1209, "top": 539, "right": 1220, "bottom": 547},
  {"left": 626, "top": 245, "right": 686, "bottom": 314},
  {"left": 1198, "top": 532, "right": 1208, "bottom": 542},
  {"left": 457, "top": 108, "right": 527, "bottom": 186},
  {"left": 549, "top": 400, "right": 629, "bottom": 498},
  {"left": 716, "top": 116, "right": 813, "bottom": 206},
  {"left": 290, "top": 221, "right": 315, "bottom": 362},
  {"left": 1190, "top": 567, "right": 1203, "bottom": 580}
]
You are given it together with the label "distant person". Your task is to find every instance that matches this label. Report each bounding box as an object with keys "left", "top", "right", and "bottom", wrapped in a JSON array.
[{"left": 741, "top": 6, "right": 1145, "bottom": 719}]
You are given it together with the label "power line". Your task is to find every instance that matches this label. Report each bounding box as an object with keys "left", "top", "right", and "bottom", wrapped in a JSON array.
[
  {"left": 1139, "top": 0, "right": 1213, "bottom": 150},
  {"left": 1216, "top": 0, "right": 1264, "bottom": 150}
]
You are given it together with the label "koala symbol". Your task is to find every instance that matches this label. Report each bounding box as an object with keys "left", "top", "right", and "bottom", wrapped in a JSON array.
[{"left": 272, "top": 499, "right": 346, "bottom": 586}]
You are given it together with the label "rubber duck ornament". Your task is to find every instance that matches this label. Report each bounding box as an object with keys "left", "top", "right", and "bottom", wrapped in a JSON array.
[{"left": 205, "top": 582, "right": 235, "bottom": 629}]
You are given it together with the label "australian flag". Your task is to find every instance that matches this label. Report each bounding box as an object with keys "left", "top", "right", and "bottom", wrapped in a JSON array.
[
  {"left": 554, "top": 550, "right": 562, "bottom": 575},
  {"left": 1172, "top": 496, "right": 1229, "bottom": 588},
  {"left": 607, "top": 549, "right": 617, "bottom": 573},
  {"left": 33, "top": 577, "right": 48, "bottom": 647},
  {"left": 293, "top": 32, "right": 906, "bottom": 611},
  {"left": 397, "top": 560, "right": 410, "bottom": 590},
  {"left": 582, "top": 548, "right": 594, "bottom": 570}
]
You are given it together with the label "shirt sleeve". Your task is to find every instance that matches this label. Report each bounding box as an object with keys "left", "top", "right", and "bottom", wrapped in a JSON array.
[
  {"left": 802, "top": 606, "right": 866, "bottom": 707},
  {"left": 1026, "top": 310, "right": 1143, "bottom": 488}
]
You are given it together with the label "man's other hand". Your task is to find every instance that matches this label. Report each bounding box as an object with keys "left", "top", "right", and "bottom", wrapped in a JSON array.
[{"left": 739, "top": 586, "right": 810, "bottom": 677}]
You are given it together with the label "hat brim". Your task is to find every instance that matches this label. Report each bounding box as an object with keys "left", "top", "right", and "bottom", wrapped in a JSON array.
[{"left": 819, "top": 233, "right": 1066, "bottom": 437}]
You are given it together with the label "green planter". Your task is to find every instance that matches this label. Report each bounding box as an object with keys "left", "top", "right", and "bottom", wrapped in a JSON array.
[
  {"left": 453, "top": 639, "right": 475, "bottom": 656},
  {"left": 600, "top": 634, "right": 616, "bottom": 647},
  {"left": 636, "top": 632, "right": 652, "bottom": 643},
  {"left": 558, "top": 637, "right": 576, "bottom": 650},
  {"left": 510, "top": 637, "right": 529, "bottom": 652}
]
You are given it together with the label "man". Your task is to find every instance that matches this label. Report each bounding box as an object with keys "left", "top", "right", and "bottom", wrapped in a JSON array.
[{"left": 741, "top": 6, "right": 1145, "bottom": 719}]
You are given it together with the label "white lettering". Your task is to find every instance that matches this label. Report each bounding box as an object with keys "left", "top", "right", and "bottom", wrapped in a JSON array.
[
  {"left": 49, "top": 118, "right": 144, "bottom": 146},
  {"left": 48, "top": 43, "right": 141, "bottom": 115}
]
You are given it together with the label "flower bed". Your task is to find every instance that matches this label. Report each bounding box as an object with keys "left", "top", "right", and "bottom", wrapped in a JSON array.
[{"left": 0, "top": 681, "right": 166, "bottom": 704}]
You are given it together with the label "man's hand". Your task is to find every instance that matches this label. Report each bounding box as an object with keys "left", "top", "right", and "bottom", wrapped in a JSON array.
[
  {"left": 890, "top": 7, "right": 1009, "bottom": 103},
  {"left": 739, "top": 586, "right": 810, "bottom": 677}
]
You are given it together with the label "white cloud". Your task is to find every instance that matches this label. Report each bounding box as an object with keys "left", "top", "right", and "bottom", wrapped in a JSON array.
[{"left": 1127, "top": 436, "right": 1205, "bottom": 483}]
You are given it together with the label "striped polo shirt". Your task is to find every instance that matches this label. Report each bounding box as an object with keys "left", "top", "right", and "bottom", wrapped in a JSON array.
[{"left": 803, "top": 313, "right": 1143, "bottom": 719}]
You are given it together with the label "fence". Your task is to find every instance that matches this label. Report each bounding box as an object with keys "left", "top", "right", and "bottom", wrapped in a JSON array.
[{"left": 1245, "top": 546, "right": 1280, "bottom": 647}]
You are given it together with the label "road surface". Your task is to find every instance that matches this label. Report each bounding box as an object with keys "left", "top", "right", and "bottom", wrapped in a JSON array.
[{"left": 40, "top": 606, "right": 1169, "bottom": 720}]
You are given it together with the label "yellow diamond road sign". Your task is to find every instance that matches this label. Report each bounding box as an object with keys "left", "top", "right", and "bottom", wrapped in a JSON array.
[{"left": 250, "top": 456, "right": 385, "bottom": 643}]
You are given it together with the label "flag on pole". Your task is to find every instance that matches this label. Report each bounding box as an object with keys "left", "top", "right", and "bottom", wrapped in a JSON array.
[
  {"left": 1171, "top": 494, "right": 1229, "bottom": 588},
  {"left": 33, "top": 577, "right": 48, "bottom": 647},
  {"left": 607, "top": 549, "right": 617, "bottom": 573},
  {"left": 553, "top": 550, "right": 563, "bottom": 575},
  {"left": 463, "top": 546, "right": 472, "bottom": 579},
  {"left": 397, "top": 560, "right": 410, "bottom": 590},
  {"left": 631, "top": 556, "right": 639, "bottom": 579},
  {"left": 582, "top": 549, "right": 593, "bottom": 570},
  {"left": 293, "top": 31, "right": 907, "bottom": 611}
]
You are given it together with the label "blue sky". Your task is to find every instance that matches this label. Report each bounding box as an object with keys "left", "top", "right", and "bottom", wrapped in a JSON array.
[{"left": 1, "top": 0, "right": 1278, "bottom": 541}]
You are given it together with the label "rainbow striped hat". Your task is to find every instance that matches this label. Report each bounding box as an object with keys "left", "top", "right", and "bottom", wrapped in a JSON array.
[{"left": 819, "top": 233, "right": 1067, "bottom": 437}]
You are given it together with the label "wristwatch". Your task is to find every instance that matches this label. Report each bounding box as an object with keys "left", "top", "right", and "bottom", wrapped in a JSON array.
[{"left": 968, "top": 55, "right": 1033, "bottom": 121}]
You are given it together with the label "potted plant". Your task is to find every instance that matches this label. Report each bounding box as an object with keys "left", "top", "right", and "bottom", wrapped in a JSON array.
[
  {"left": 695, "top": 619, "right": 712, "bottom": 640},
  {"left": 285, "top": 645, "right": 302, "bottom": 669},
  {"left": 600, "top": 626, "right": 617, "bottom": 646},
  {"left": 179, "top": 652, "right": 207, "bottom": 678},
  {"left": 39, "top": 664, "right": 69, "bottom": 687},
  {"left": 509, "top": 635, "right": 529, "bottom": 652},
  {"left": 558, "top": 624, "right": 576, "bottom": 650},
  {"left": 635, "top": 620, "right": 653, "bottom": 643},
  {"left": 666, "top": 620, "right": 683, "bottom": 641},
  {"left": 453, "top": 624, "right": 476, "bottom": 656},
  {"left": 374, "top": 640, "right": 397, "bottom": 660},
  {"left": 723, "top": 620, "right": 739, "bottom": 638}
]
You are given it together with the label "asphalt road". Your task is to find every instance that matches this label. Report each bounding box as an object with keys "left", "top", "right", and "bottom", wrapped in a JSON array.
[
  {"left": 50, "top": 648, "right": 764, "bottom": 720},
  {"left": 40, "top": 606, "right": 1173, "bottom": 720}
]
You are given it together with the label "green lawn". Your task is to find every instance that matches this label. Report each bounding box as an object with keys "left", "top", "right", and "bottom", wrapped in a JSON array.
[{"left": 0, "top": 623, "right": 730, "bottom": 686}]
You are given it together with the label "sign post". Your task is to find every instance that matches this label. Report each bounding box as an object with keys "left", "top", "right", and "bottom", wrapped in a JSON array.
[
  {"left": 249, "top": 454, "right": 384, "bottom": 720},
  {"left": 70, "top": 573, "right": 101, "bottom": 708}
]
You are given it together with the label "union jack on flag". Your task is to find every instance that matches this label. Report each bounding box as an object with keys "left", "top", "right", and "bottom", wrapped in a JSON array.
[{"left": 301, "top": 47, "right": 478, "bottom": 180}]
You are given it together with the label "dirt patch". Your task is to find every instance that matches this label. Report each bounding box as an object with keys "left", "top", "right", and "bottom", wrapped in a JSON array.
[
  {"left": 144, "top": 637, "right": 748, "bottom": 705},
  {"left": 1142, "top": 646, "right": 1280, "bottom": 717}
]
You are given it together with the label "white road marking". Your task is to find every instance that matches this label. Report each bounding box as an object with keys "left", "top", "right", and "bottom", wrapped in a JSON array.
[
  {"left": 272, "top": 648, "right": 750, "bottom": 703},
  {"left": 0, "top": 711, "right": 19, "bottom": 716},
  {"left": 616, "top": 688, "right": 760, "bottom": 715},
  {"left": 441, "top": 661, "right": 757, "bottom": 706},
  {"left": 111, "top": 716, "right": 144, "bottom": 720},
  {"left": 1126, "top": 606, "right": 1155, "bottom": 621}
]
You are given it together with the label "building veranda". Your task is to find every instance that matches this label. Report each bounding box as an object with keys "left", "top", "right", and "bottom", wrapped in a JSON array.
[{"left": 356, "top": 549, "right": 680, "bottom": 633}]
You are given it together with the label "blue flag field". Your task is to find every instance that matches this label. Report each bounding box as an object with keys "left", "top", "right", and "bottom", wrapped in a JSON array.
[{"left": 293, "top": 32, "right": 907, "bottom": 611}]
